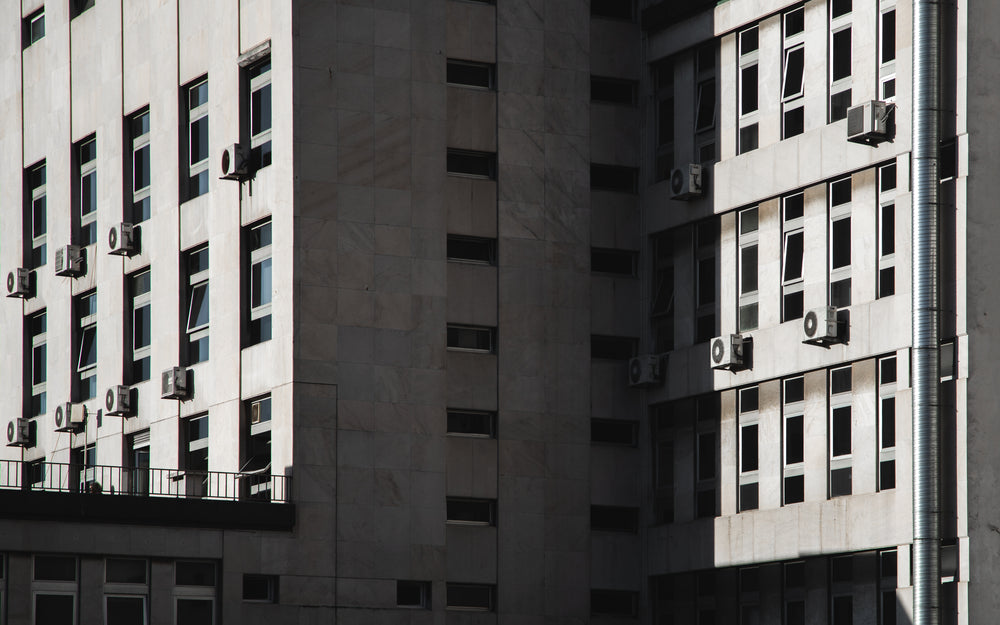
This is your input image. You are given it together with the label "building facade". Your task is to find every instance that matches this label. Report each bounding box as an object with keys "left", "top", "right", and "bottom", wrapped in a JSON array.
[{"left": 0, "top": 0, "right": 986, "bottom": 624}]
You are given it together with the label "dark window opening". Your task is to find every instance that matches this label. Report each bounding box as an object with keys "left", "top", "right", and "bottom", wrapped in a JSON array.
[
  {"left": 446, "top": 498, "right": 496, "bottom": 525},
  {"left": 243, "top": 574, "right": 278, "bottom": 602},
  {"left": 591, "top": 164, "right": 638, "bottom": 193},
  {"left": 784, "top": 475, "right": 804, "bottom": 504},
  {"left": 446, "top": 583, "right": 495, "bottom": 611},
  {"left": 447, "top": 149, "right": 496, "bottom": 179},
  {"left": 592, "top": 76, "right": 637, "bottom": 106},
  {"left": 591, "top": 248, "right": 637, "bottom": 276},
  {"left": 448, "top": 60, "right": 496, "bottom": 89},
  {"left": 397, "top": 580, "right": 431, "bottom": 608},
  {"left": 447, "top": 410, "right": 496, "bottom": 437},
  {"left": 448, "top": 235, "right": 497, "bottom": 264},
  {"left": 447, "top": 325, "right": 496, "bottom": 353}
]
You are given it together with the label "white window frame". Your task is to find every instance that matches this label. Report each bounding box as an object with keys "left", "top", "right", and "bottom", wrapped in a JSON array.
[
  {"left": 878, "top": 356, "right": 897, "bottom": 491},
  {"left": 130, "top": 109, "right": 151, "bottom": 223},
  {"left": 26, "top": 9, "right": 45, "bottom": 45},
  {"left": 879, "top": 549, "right": 898, "bottom": 624},
  {"left": 738, "top": 207, "right": 759, "bottom": 332},
  {"left": 829, "top": 365, "right": 853, "bottom": 497},
  {"left": 104, "top": 557, "right": 149, "bottom": 625},
  {"left": 878, "top": 2, "right": 897, "bottom": 102},
  {"left": 29, "top": 162, "right": 47, "bottom": 268},
  {"left": 782, "top": 377, "right": 805, "bottom": 505},
  {"left": 829, "top": 4, "right": 853, "bottom": 122},
  {"left": 878, "top": 164, "right": 897, "bottom": 298},
  {"left": 738, "top": 387, "right": 759, "bottom": 512},
  {"left": 248, "top": 220, "right": 272, "bottom": 345},
  {"left": 829, "top": 177, "right": 852, "bottom": 308},
  {"left": 182, "top": 414, "right": 210, "bottom": 497},
  {"left": 32, "top": 555, "right": 79, "bottom": 625},
  {"left": 249, "top": 59, "right": 272, "bottom": 168},
  {"left": 130, "top": 271, "right": 152, "bottom": 382},
  {"left": 75, "top": 291, "right": 98, "bottom": 401},
  {"left": 781, "top": 6, "right": 806, "bottom": 139},
  {"left": 782, "top": 193, "right": 805, "bottom": 321},
  {"left": 78, "top": 136, "right": 98, "bottom": 246},
  {"left": 186, "top": 246, "right": 210, "bottom": 363},
  {"left": 30, "top": 311, "right": 47, "bottom": 417},
  {"left": 738, "top": 25, "right": 760, "bottom": 153},
  {"left": 186, "top": 78, "right": 210, "bottom": 198}
]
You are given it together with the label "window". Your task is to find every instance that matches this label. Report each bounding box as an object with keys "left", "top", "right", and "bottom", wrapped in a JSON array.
[
  {"left": 878, "top": 164, "right": 896, "bottom": 297},
  {"left": 242, "top": 575, "right": 278, "bottom": 603},
  {"left": 878, "top": 356, "right": 897, "bottom": 490},
  {"left": 830, "top": 555, "right": 854, "bottom": 625},
  {"left": 591, "top": 163, "right": 638, "bottom": 194},
  {"left": 739, "top": 567, "right": 761, "bottom": 625},
  {"left": 33, "top": 555, "right": 78, "bottom": 625},
  {"left": 829, "top": 178, "right": 852, "bottom": 307},
  {"left": 447, "top": 324, "right": 496, "bottom": 353},
  {"left": 126, "top": 430, "right": 150, "bottom": 496},
  {"left": 175, "top": 561, "right": 216, "bottom": 625},
  {"left": 782, "top": 7, "right": 806, "bottom": 139},
  {"left": 128, "top": 109, "right": 151, "bottom": 223},
  {"left": 784, "top": 561, "right": 806, "bottom": 625},
  {"left": 447, "top": 149, "right": 496, "bottom": 179},
  {"left": 184, "top": 77, "right": 210, "bottom": 200},
  {"left": 28, "top": 311, "right": 47, "bottom": 417},
  {"left": 695, "top": 43, "right": 717, "bottom": 162},
  {"left": 246, "top": 220, "right": 272, "bottom": 345},
  {"left": 70, "top": 443, "right": 97, "bottom": 492},
  {"left": 591, "top": 0, "right": 634, "bottom": 21},
  {"left": 26, "top": 162, "right": 47, "bottom": 268},
  {"left": 242, "top": 396, "right": 272, "bottom": 501},
  {"left": 447, "top": 235, "right": 496, "bottom": 265},
  {"left": 782, "top": 193, "right": 805, "bottom": 321},
  {"left": 591, "top": 418, "right": 638, "bottom": 446},
  {"left": 651, "top": 231, "right": 674, "bottom": 351},
  {"left": 182, "top": 415, "right": 209, "bottom": 497},
  {"left": 446, "top": 498, "right": 497, "bottom": 525},
  {"left": 446, "top": 583, "right": 495, "bottom": 611},
  {"left": 129, "top": 270, "right": 151, "bottom": 382},
  {"left": 590, "top": 335, "right": 637, "bottom": 360},
  {"left": 651, "top": 404, "right": 675, "bottom": 524},
  {"left": 185, "top": 246, "right": 210, "bottom": 364},
  {"left": 695, "top": 220, "right": 718, "bottom": 342},
  {"left": 829, "top": 4, "right": 853, "bottom": 122},
  {"left": 783, "top": 377, "right": 805, "bottom": 505},
  {"left": 591, "top": 589, "right": 638, "bottom": 617},
  {"left": 879, "top": 550, "right": 898, "bottom": 625},
  {"left": 76, "top": 135, "right": 98, "bottom": 245},
  {"left": 879, "top": 4, "right": 897, "bottom": 100},
  {"left": 738, "top": 387, "right": 760, "bottom": 512},
  {"left": 738, "top": 207, "right": 759, "bottom": 331},
  {"left": 24, "top": 8, "right": 45, "bottom": 46},
  {"left": 447, "top": 410, "right": 496, "bottom": 437},
  {"left": 175, "top": 561, "right": 216, "bottom": 587},
  {"left": 448, "top": 60, "right": 496, "bottom": 89},
  {"left": 247, "top": 59, "right": 272, "bottom": 171},
  {"left": 829, "top": 366, "right": 853, "bottom": 497},
  {"left": 591, "top": 248, "right": 637, "bottom": 276},
  {"left": 70, "top": 0, "right": 95, "bottom": 18},
  {"left": 590, "top": 505, "right": 638, "bottom": 533},
  {"left": 74, "top": 291, "right": 97, "bottom": 401},
  {"left": 591, "top": 76, "right": 637, "bottom": 106},
  {"left": 396, "top": 580, "right": 430, "bottom": 609},
  {"left": 738, "top": 26, "right": 760, "bottom": 153},
  {"left": 654, "top": 60, "right": 674, "bottom": 180},
  {"left": 105, "top": 558, "right": 149, "bottom": 625}
]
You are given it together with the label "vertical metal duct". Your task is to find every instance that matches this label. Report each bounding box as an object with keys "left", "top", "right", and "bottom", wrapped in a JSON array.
[{"left": 912, "top": 0, "right": 941, "bottom": 623}]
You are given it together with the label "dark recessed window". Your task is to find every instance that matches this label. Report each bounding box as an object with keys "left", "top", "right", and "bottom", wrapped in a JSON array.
[
  {"left": 831, "top": 0, "right": 852, "bottom": 19},
  {"left": 34, "top": 556, "right": 76, "bottom": 582},
  {"left": 831, "top": 367, "right": 852, "bottom": 394},
  {"left": 447, "top": 410, "right": 497, "bottom": 437},
  {"left": 24, "top": 9, "right": 44, "bottom": 46},
  {"left": 784, "top": 107, "right": 804, "bottom": 138},
  {"left": 397, "top": 580, "right": 431, "bottom": 608},
  {"left": 447, "top": 235, "right": 496, "bottom": 265},
  {"left": 940, "top": 139, "right": 957, "bottom": 180},
  {"left": 446, "top": 498, "right": 497, "bottom": 525},
  {"left": 591, "top": 248, "right": 637, "bottom": 276},
  {"left": 591, "top": 0, "right": 635, "bottom": 21},
  {"left": 784, "top": 474, "right": 804, "bottom": 504},
  {"left": 447, "top": 324, "right": 496, "bottom": 353},
  {"left": 175, "top": 561, "right": 216, "bottom": 586},
  {"left": 831, "top": 467, "right": 852, "bottom": 497},
  {"left": 447, "top": 583, "right": 495, "bottom": 611},
  {"left": 106, "top": 558, "right": 147, "bottom": 584},
  {"left": 591, "top": 164, "right": 638, "bottom": 194},
  {"left": 71, "top": 0, "right": 96, "bottom": 19},
  {"left": 590, "top": 335, "right": 637, "bottom": 360},
  {"left": 243, "top": 574, "right": 278, "bottom": 602},
  {"left": 591, "top": 589, "right": 638, "bottom": 617},
  {"left": 447, "top": 60, "right": 496, "bottom": 89},
  {"left": 447, "top": 149, "right": 496, "bottom": 179},
  {"left": 739, "top": 482, "right": 759, "bottom": 511},
  {"left": 591, "top": 419, "right": 638, "bottom": 446},
  {"left": 591, "top": 76, "right": 638, "bottom": 106},
  {"left": 590, "top": 505, "right": 638, "bottom": 533},
  {"left": 739, "top": 123, "right": 759, "bottom": 154}
]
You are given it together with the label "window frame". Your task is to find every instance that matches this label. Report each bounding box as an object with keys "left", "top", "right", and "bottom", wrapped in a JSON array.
[
  {"left": 181, "top": 415, "right": 210, "bottom": 498},
  {"left": 27, "top": 162, "right": 47, "bottom": 269},
  {"left": 448, "top": 59, "right": 497, "bottom": 90},
  {"left": 24, "top": 8, "right": 45, "bottom": 47},
  {"left": 246, "top": 220, "right": 272, "bottom": 346},
  {"left": 247, "top": 58, "right": 272, "bottom": 170},
  {"left": 782, "top": 377, "right": 805, "bottom": 505},
  {"left": 129, "top": 108, "right": 151, "bottom": 223},
  {"left": 782, "top": 193, "right": 805, "bottom": 321},
  {"left": 829, "top": 177, "right": 853, "bottom": 308},
  {"left": 878, "top": 3, "right": 897, "bottom": 102},
  {"left": 446, "top": 324, "right": 497, "bottom": 354},
  {"left": 76, "top": 135, "right": 98, "bottom": 246},
  {"left": 184, "top": 77, "right": 210, "bottom": 200},
  {"left": 185, "top": 246, "right": 210, "bottom": 364},
  {"left": 738, "top": 25, "right": 760, "bottom": 154},
  {"left": 829, "top": 365, "right": 853, "bottom": 497},
  {"left": 878, "top": 163, "right": 897, "bottom": 298},
  {"left": 738, "top": 207, "right": 759, "bottom": 332},
  {"left": 28, "top": 310, "right": 47, "bottom": 418},
  {"left": 781, "top": 6, "right": 806, "bottom": 139},
  {"left": 878, "top": 356, "right": 897, "bottom": 491},
  {"left": 738, "top": 387, "right": 760, "bottom": 512},
  {"left": 829, "top": 4, "right": 853, "bottom": 122},
  {"left": 74, "top": 290, "right": 98, "bottom": 402},
  {"left": 129, "top": 270, "right": 152, "bottom": 383}
]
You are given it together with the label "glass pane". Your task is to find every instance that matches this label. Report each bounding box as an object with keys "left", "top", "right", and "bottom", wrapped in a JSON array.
[
  {"left": 741, "top": 424, "right": 758, "bottom": 472},
  {"left": 698, "top": 432, "right": 716, "bottom": 480},
  {"left": 880, "top": 460, "right": 896, "bottom": 490},
  {"left": 830, "top": 88, "right": 852, "bottom": 121},
  {"left": 132, "top": 196, "right": 150, "bottom": 223},
  {"left": 251, "top": 84, "right": 271, "bottom": 136},
  {"left": 831, "top": 467, "right": 852, "bottom": 497},
  {"left": 131, "top": 111, "right": 150, "bottom": 136},
  {"left": 189, "top": 81, "right": 208, "bottom": 109},
  {"left": 106, "top": 558, "right": 147, "bottom": 584},
  {"left": 106, "top": 596, "right": 145, "bottom": 625},
  {"left": 881, "top": 10, "right": 896, "bottom": 63},
  {"left": 783, "top": 106, "right": 804, "bottom": 138},
  {"left": 741, "top": 246, "right": 758, "bottom": 294},
  {"left": 739, "top": 483, "right": 758, "bottom": 511},
  {"left": 33, "top": 197, "right": 46, "bottom": 237},
  {"left": 134, "top": 304, "right": 151, "bottom": 350},
  {"left": 176, "top": 598, "right": 213, "bottom": 625},
  {"left": 252, "top": 258, "right": 272, "bottom": 307},
  {"left": 739, "top": 303, "right": 758, "bottom": 332},
  {"left": 784, "top": 232, "right": 803, "bottom": 282},
  {"left": 740, "top": 208, "right": 758, "bottom": 234},
  {"left": 881, "top": 204, "right": 895, "bottom": 254},
  {"left": 134, "top": 144, "right": 150, "bottom": 191},
  {"left": 833, "top": 28, "right": 852, "bottom": 81},
  {"left": 831, "top": 278, "right": 852, "bottom": 307},
  {"left": 186, "top": 416, "right": 209, "bottom": 443},
  {"left": 831, "top": 218, "right": 851, "bottom": 268},
  {"left": 784, "top": 194, "right": 804, "bottom": 220},
  {"left": 740, "top": 27, "right": 758, "bottom": 54},
  {"left": 695, "top": 79, "right": 716, "bottom": 130},
  {"left": 832, "top": 406, "right": 852, "bottom": 456},
  {"left": 449, "top": 62, "right": 493, "bottom": 88},
  {"left": 188, "top": 284, "right": 209, "bottom": 331},
  {"left": 740, "top": 387, "right": 759, "bottom": 412},
  {"left": 698, "top": 257, "right": 715, "bottom": 306},
  {"left": 786, "top": 415, "right": 804, "bottom": 464},
  {"left": 78, "top": 327, "right": 97, "bottom": 369},
  {"left": 882, "top": 398, "right": 896, "bottom": 447},
  {"left": 34, "top": 556, "right": 76, "bottom": 581},
  {"left": 784, "top": 474, "right": 804, "bottom": 504},
  {"left": 783, "top": 47, "right": 804, "bottom": 99},
  {"left": 784, "top": 377, "right": 804, "bottom": 403},
  {"left": 741, "top": 64, "right": 758, "bottom": 115},
  {"left": 831, "top": 367, "right": 852, "bottom": 393},
  {"left": 880, "top": 269, "right": 895, "bottom": 297},
  {"left": 783, "top": 290, "right": 804, "bottom": 321},
  {"left": 190, "top": 117, "right": 208, "bottom": 164},
  {"left": 33, "top": 344, "right": 46, "bottom": 384},
  {"left": 81, "top": 171, "right": 96, "bottom": 216},
  {"left": 785, "top": 8, "right": 804, "bottom": 36},
  {"left": 35, "top": 594, "right": 74, "bottom": 625}
]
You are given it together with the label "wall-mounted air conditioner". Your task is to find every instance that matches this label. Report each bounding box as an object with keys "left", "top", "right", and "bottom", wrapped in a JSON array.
[
  {"left": 108, "top": 223, "right": 137, "bottom": 256},
  {"left": 54, "top": 245, "right": 84, "bottom": 277},
  {"left": 6, "top": 268, "right": 29, "bottom": 298},
  {"left": 105, "top": 385, "right": 131, "bottom": 416},
  {"left": 162, "top": 367, "right": 190, "bottom": 400},
  {"left": 628, "top": 354, "right": 663, "bottom": 387},
  {"left": 847, "top": 100, "right": 891, "bottom": 145},
  {"left": 5, "top": 418, "right": 29, "bottom": 447},
  {"left": 670, "top": 163, "right": 703, "bottom": 200},
  {"left": 803, "top": 306, "right": 840, "bottom": 346},
  {"left": 54, "top": 402, "right": 85, "bottom": 432},
  {"left": 220, "top": 143, "right": 251, "bottom": 181},
  {"left": 710, "top": 334, "right": 745, "bottom": 371}
]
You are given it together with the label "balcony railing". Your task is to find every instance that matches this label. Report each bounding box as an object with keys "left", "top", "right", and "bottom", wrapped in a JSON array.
[{"left": 0, "top": 459, "right": 290, "bottom": 503}]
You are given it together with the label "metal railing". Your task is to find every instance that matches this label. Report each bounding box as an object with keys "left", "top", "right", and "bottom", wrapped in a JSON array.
[{"left": 0, "top": 459, "right": 290, "bottom": 503}]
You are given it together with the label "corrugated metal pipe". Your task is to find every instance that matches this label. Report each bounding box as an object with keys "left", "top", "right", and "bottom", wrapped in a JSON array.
[{"left": 912, "top": 0, "right": 941, "bottom": 623}]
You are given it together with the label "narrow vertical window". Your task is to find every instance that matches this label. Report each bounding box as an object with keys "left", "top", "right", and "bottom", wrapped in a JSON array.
[
  {"left": 784, "top": 561, "right": 806, "bottom": 625},
  {"left": 738, "top": 207, "right": 759, "bottom": 331},
  {"left": 246, "top": 220, "right": 272, "bottom": 345},
  {"left": 248, "top": 58, "right": 272, "bottom": 170},
  {"left": 695, "top": 42, "right": 717, "bottom": 162},
  {"left": 655, "top": 60, "right": 675, "bottom": 179},
  {"left": 830, "top": 555, "right": 854, "bottom": 625},
  {"left": 878, "top": 4, "right": 897, "bottom": 101},
  {"left": 129, "top": 270, "right": 152, "bottom": 382},
  {"left": 878, "top": 356, "right": 897, "bottom": 490},
  {"left": 694, "top": 220, "right": 718, "bottom": 342},
  {"left": 74, "top": 292, "right": 97, "bottom": 401},
  {"left": 76, "top": 136, "right": 98, "bottom": 245},
  {"left": 738, "top": 26, "right": 760, "bottom": 153},
  {"left": 32, "top": 555, "right": 78, "bottom": 625},
  {"left": 695, "top": 395, "right": 720, "bottom": 518},
  {"left": 126, "top": 431, "right": 150, "bottom": 496},
  {"left": 878, "top": 163, "right": 896, "bottom": 297},
  {"left": 782, "top": 193, "right": 805, "bottom": 321},
  {"left": 184, "top": 77, "right": 210, "bottom": 200},
  {"left": 738, "top": 387, "right": 759, "bottom": 511},
  {"left": 185, "top": 246, "right": 210, "bottom": 364},
  {"left": 24, "top": 8, "right": 45, "bottom": 46},
  {"left": 783, "top": 377, "right": 805, "bottom": 505},
  {"left": 652, "top": 232, "right": 675, "bottom": 352},
  {"left": 28, "top": 311, "right": 47, "bottom": 417},
  {"left": 651, "top": 403, "right": 674, "bottom": 524},
  {"left": 27, "top": 162, "right": 47, "bottom": 268},
  {"left": 182, "top": 414, "right": 209, "bottom": 497},
  {"left": 242, "top": 396, "right": 272, "bottom": 500},
  {"left": 829, "top": 3, "right": 853, "bottom": 122},
  {"left": 782, "top": 7, "right": 806, "bottom": 139},
  {"left": 829, "top": 366, "right": 853, "bottom": 497},
  {"left": 129, "top": 109, "right": 151, "bottom": 223},
  {"left": 739, "top": 567, "right": 760, "bottom": 624},
  {"left": 879, "top": 550, "right": 898, "bottom": 625},
  {"left": 829, "top": 177, "right": 852, "bottom": 308}
]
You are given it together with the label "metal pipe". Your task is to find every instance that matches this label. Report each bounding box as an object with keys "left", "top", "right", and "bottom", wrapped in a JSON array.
[{"left": 912, "top": 0, "right": 942, "bottom": 623}]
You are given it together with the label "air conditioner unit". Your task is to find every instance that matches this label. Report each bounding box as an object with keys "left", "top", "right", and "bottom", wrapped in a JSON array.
[
  {"left": 162, "top": 367, "right": 190, "bottom": 400},
  {"left": 54, "top": 244, "right": 84, "bottom": 277},
  {"left": 710, "top": 334, "right": 745, "bottom": 371},
  {"left": 220, "top": 143, "right": 251, "bottom": 181},
  {"left": 105, "top": 385, "right": 131, "bottom": 416},
  {"left": 628, "top": 354, "right": 663, "bottom": 387},
  {"left": 670, "top": 163, "right": 703, "bottom": 200},
  {"left": 846, "top": 100, "right": 891, "bottom": 145},
  {"left": 5, "top": 268, "right": 29, "bottom": 298},
  {"left": 5, "top": 418, "right": 29, "bottom": 447},
  {"left": 108, "top": 223, "right": 137, "bottom": 256},
  {"left": 803, "top": 306, "right": 840, "bottom": 345},
  {"left": 54, "top": 402, "right": 86, "bottom": 432}
]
